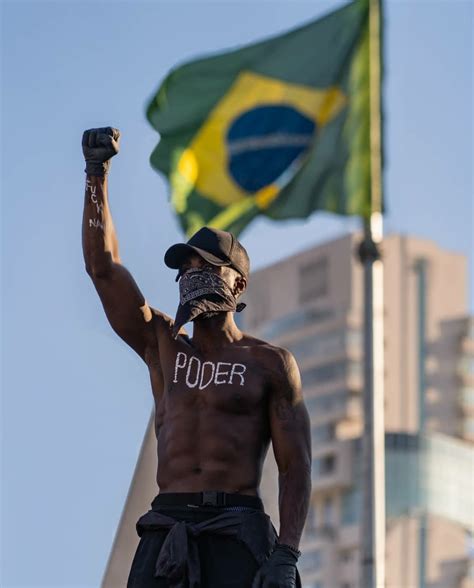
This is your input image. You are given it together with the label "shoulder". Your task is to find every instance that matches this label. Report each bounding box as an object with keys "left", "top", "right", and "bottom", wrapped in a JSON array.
[
  {"left": 265, "top": 346, "right": 304, "bottom": 417},
  {"left": 268, "top": 346, "right": 301, "bottom": 394},
  {"left": 245, "top": 334, "right": 296, "bottom": 367},
  {"left": 241, "top": 334, "right": 300, "bottom": 388},
  {"left": 149, "top": 307, "right": 190, "bottom": 343}
]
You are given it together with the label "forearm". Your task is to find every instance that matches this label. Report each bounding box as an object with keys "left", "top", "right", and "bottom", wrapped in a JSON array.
[
  {"left": 82, "top": 174, "right": 120, "bottom": 276},
  {"left": 277, "top": 460, "right": 311, "bottom": 549}
]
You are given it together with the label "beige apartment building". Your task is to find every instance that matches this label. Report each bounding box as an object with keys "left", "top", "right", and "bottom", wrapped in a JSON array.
[{"left": 102, "top": 233, "right": 474, "bottom": 588}]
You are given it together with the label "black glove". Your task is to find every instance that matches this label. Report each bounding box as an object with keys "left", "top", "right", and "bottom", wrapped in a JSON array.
[
  {"left": 82, "top": 127, "right": 120, "bottom": 176},
  {"left": 252, "top": 544, "right": 299, "bottom": 588}
]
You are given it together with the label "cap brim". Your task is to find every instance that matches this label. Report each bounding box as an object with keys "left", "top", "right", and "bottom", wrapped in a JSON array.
[{"left": 164, "top": 243, "right": 231, "bottom": 269}]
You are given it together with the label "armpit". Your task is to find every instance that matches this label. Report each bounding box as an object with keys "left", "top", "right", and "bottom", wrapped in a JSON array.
[
  {"left": 140, "top": 302, "right": 153, "bottom": 323},
  {"left": 152, "top": 309, "right": 188, "bottom": 342}
]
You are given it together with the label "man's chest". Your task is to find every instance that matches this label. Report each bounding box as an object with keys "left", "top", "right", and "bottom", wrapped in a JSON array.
[{"left": 155, "top": 347, "right": 268, "bottom": 414}]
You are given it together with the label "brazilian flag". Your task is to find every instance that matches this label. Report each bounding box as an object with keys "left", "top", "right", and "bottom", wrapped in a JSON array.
[{"left": 147, "top": 0, "right": 375, "bottom": 237}]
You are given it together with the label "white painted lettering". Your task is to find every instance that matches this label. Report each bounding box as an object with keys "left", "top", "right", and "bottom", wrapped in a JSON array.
[
  {"left": 186, "top": 356, "right": 201, "bottom": 388},
  {"left": 199, "top": 361, "right": 216, "bottom": 390},
  {"left": 90, "top": 189, "right": 103, "bottom": 215},
  {"left": 88, "top": 218, "right": 104, "bottom": 230},
  {"left": 174, "top": 352, "right": 187, "bottom": 383},
  {"left": 229, "top": 363, "right": 246, "bottom": 386},
  {"left": 173, "top": 353, "right": 248, "bottom": 389},
  {"left": 214, "top": 362, "right": 231, "bottom": 385}
]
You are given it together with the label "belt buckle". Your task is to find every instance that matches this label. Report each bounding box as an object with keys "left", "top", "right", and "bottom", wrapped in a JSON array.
[{"left": 201, "top": 491, "right": 222, "bottom": 506}]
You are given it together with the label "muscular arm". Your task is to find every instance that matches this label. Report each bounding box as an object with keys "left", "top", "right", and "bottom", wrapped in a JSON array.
[
  {"left": 82, "top": 129, "right": 157, "bottom": 361},
  {"left": 269, "top": 349, "right": 312, "bottom": 550}
]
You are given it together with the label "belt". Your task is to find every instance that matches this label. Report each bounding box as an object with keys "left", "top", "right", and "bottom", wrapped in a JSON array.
[{"left": 152, "top": 491, "right": 263, "bottom": 509}]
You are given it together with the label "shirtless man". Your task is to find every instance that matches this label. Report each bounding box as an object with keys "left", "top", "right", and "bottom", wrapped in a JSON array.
[{"left": 82, "top": 127, "right": 311, "bottom": 588}]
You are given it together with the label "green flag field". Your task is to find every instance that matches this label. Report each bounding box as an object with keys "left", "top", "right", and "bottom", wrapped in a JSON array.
[{"left": 147, "top": 0, "right": 373, "bottom": 236}]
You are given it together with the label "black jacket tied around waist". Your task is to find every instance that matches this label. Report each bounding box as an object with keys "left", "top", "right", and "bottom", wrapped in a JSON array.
[{"left": 136, "top": 508, "right": 277, "bottom": 588}]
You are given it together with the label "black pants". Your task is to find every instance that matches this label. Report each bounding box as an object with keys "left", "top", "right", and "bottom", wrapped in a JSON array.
[{"left": 127, "top": 506, "right": 263, "bottom": 588}]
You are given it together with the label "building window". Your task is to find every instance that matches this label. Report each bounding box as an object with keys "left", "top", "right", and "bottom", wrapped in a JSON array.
[
  {"left": 347, "top": 361, "right": 362, "bottom": 380},
  {"left": 305, "top": 390, "right": 349, "bottom": 413},
  {"left": 285, "top": 330, "right": 347, "bottom": 362},
  {"left": 311, "top": 422, "right": 336, "bottom": 444},
  {"left": 463, "top": 417, "right": 474, "bottom": 436},
  {"left": 299, "top": 258, "right": 328, "bottom": 304},
  {"left": 466, "top": 318, "right": 474, "bottom": 341},
  {"left": 459, "top": 356, "right": 474, "bottom": 376},
  {"left": 313, "top": 454, "right": 336, "bottom": 478},
  {"left": 346, "top": 328, "right": 363, "bottom": 348},
  {"left": 341, "top": 486, "right": 361, "bottom": 525},
  {"left": 339, "top": 549, "right": 352, "bottom": 563},
  {"left": 321, "top": 455, "right": 336, "bottom": 474},
  {"left": 461, "top": 387, "right": 474, "bottom": 407},
  {"left": 322, "top": 496, "right": 335, "bottom": 526},
  {"left": 302, "top": 361, "right": 347, "bottom": 387},
  {"left": 258, "top": 306, "right": 334, "bottom": 340},
  {"left": 302, "top": 361, "right": 361, "bottom": 388},
  {"left": 299, "top": 548, "right": 322, "bottom": 573},
  {"left": 304, "top": 504, "right": 319, "bottom": 541}
]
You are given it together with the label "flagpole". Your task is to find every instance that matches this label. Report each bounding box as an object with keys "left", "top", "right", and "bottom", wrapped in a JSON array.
[{"left": 358, "top": 0, "right": 385, "bottom": 587}]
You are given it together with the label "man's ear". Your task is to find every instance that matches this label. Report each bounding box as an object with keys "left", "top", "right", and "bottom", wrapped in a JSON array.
[{"left": 234, "top": 275, "right": 247, "bottom": 297}]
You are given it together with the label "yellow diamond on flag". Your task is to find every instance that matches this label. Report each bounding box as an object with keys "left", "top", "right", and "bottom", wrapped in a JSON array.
[{"left": 171, "top": 71, "right": 347, "bottom": 218}]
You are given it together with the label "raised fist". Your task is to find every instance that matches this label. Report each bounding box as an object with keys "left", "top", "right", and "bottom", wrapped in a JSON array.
[{"left": 82, "top": 127, "right": 120, "bottom": 176}]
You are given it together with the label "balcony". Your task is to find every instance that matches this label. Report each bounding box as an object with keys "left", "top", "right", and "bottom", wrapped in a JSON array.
[
  {"left": 307, "top": 391, "right": 362, "bottom": 428},
  {"left": 338, "top": 523, "right": 360, "bottom": 548},
  {"left": 302, "top": 360, "right": 363, "bottom": 395},
  {"left": 311, "top": 440, "right": 354, "bottom": 492},
  {"left": 458, "top": 387, "right": 474, "bottom": 415},
  {"left": 253, "top": 306, "right": 339, "bottom": 340},
  {"left": 298, "top": 545, "right": 323, "bottom": 576},
  {"left": 303, "top": 525, "right": 338, "bottom": 546},
  {"left": 457, "top": 355, "right": 474, "bottom": 384},
  {"left": 460, "top": 336, "right": 474, "bottom": 355},
  {"left": 461, "top": 417, "right": 474, "bottom": 441}
]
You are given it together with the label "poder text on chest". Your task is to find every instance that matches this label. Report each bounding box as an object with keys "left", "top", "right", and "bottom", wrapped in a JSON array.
[{"left": 173, "top": 352, "right": 246, "bottom": 390}]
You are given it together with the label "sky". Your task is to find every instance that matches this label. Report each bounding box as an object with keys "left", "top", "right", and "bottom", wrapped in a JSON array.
[{"left": 1, "top": 1, "right": 473, "bottom": 587}]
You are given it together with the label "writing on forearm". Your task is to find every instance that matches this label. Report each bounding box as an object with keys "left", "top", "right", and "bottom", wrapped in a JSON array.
[
  {"left": 86, "top": 178, "right": 104, "bottom": 230},
  {"left": 81, "top": 127, "right": 156, "bottom": 363},
  {"left": 82, "top": 174, "right": 120, "bottom": 278}
]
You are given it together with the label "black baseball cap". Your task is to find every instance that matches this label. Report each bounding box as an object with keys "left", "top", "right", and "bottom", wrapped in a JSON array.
[{"left": 164, "top": 227, "right": 250, "bottom": 280}]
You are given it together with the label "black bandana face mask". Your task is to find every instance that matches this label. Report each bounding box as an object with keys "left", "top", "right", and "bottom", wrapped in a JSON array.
[{"left": 172, "top": 268, "right": 246, "bottom": 338}]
